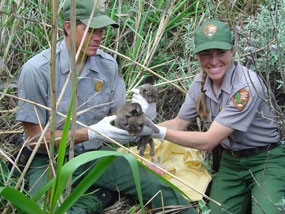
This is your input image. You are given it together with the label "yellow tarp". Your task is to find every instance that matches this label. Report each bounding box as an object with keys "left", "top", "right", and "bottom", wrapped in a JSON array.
[{"left": 118, "top": 139, "right": 212, "bottom": 201}]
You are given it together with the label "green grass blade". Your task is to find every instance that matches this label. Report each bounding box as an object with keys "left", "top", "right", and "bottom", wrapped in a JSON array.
[
  {"left": 166, "top": 2, "right": 198, "bottom": 31},
  {"left": 59, "top": 151, "right": 144, "bottom": 212},
  {"left": 28, "top": 150, "right": 144, "bottom": 213},
  {"left": 31, "top": 180, "right": 54, "bottom": 203},
  {"left": 55, "top": 155, "right": 116, "bottom": 214},
  {"left": 122, "top": 152, "right": 144, "bottom": 212},
  {"left": 49, "top": 76, "right": 77, "bottom": 212},
  {"left": 0, "top": 186, "right": 44, "bottom": 214},
  {"left": 104, "top": 0, "right": 118, "bottom": 46},
  {"left": 30, "top": 150, "right": 145, "bottom": 213}
]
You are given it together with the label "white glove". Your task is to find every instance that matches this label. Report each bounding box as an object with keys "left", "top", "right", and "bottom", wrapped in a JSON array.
[
  {"left": 131, "top": 88, "right": 157, "bottom": 120},
  {"left": 138, "top": 123, "right": 167, "bottom": 142},
  {"left": 88, "top": 115, "right": 137, "bottom": 144}
]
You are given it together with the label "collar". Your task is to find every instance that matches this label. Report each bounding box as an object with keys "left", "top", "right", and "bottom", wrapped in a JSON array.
[
  {"left": 219, "top": 62, "right": 237, "bottom": 94},
  {"left": 58, "top": 40, "right": 71, "bottom": 74},
  {"left": 84, "top": 49, "right": 105, "bottom": 74}
]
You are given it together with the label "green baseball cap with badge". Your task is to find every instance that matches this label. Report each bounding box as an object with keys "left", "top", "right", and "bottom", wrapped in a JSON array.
[
  {"left": 63, "top": 0, "right": 119, "bottom": 29},
  {"left": 193, "top": 20, "right": 232, "bottom": 54}
]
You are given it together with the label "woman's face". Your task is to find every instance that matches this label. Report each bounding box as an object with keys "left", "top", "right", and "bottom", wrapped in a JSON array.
[{"left": 197, "top": 48, "right": 235, "bottom": 85}]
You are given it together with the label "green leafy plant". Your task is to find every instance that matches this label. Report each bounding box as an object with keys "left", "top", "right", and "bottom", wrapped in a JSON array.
[
  {"left": 236, "top": 1, "right": 285, "bottom": 139},
  {"left": 0, "top": 151, "right": 145, "bottom": 214}
]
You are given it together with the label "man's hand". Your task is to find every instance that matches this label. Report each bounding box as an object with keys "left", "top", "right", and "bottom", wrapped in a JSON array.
[
  {"left": 88, "top": 115, "right": 137, "bottom": 144},
  {"left": 131, "top": 88, "right": 157, "bottom": 120}
]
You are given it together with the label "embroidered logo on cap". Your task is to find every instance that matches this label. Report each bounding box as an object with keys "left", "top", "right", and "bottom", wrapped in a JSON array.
[
  {"left": 203, "top": 24, "right": 217, "bottom": 38},
  {"left": 233, "top": 88, "right": 250, "bottom": 111}
]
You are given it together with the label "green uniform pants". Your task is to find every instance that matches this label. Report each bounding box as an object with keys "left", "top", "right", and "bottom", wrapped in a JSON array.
[
  {"left": 209, "top": 145, "right": 285, "bottom": 214},
  {"left": 26, "top": 149, "right": 197, "bottom": 214}
]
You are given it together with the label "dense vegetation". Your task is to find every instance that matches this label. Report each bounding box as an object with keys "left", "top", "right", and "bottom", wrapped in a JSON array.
[{"left": 0, "top": 0, "right": 284, "bottom": 213}]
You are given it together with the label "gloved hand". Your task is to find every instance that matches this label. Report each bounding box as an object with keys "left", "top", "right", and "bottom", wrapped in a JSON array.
[
  {"left": 88, "top": 115, "right": 137, "bottom": 144},
  {"left": 131, "top": 88, "right": 157, "bottom": 120},
  {"left": 137, "top": 122, "right": 167, "bottom": 142}
]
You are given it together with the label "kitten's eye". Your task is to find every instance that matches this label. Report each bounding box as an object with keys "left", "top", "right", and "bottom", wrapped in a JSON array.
[{"left": 131, "top": 109, "right": 140, "bottom": 116}]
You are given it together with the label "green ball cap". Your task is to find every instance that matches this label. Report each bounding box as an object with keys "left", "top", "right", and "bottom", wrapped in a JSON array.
[
  {"left": 63, "top": 0, "right": 119, "bottom": 29},
  {"left": 193, "top": 20, "right": 232, "bottom": 54}
]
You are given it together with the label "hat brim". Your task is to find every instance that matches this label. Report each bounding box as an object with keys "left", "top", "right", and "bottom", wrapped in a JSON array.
[
  {"left": 194, "top": 41, "right": 232, "bottom": 54},
  {"left": 80, "top": 15, "right": 119, "bottom": 29}
]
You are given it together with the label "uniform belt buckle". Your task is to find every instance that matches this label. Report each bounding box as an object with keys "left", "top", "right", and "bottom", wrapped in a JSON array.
[{"left": 231, "top": 150, "right": 239, "bottom": 158}]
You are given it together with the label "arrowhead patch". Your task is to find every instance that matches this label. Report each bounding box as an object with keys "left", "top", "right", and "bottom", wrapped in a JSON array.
[
  {"left": 233, "top": 88, "right": 250, "bottom": 111},
  {"left": 203, "top": 24, "right": 217, "bottom": 38}
]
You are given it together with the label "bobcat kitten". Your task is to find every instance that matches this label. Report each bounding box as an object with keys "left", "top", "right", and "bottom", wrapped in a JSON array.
[
  {"left": 138, "top": 83, "right": 158, "bottom": 103},
  {"left": 115, "top": 103, "right": 142, "bottom": 131},
  {"left": 115, "top": 102, "right": 159, "bottom": 156}
]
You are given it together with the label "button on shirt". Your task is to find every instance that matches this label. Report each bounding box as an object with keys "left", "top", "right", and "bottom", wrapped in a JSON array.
[
  {"left": 178, "top": 63, "right": 280, "bottom": 151},
  {"left": 16, "top": 39, "right": 126, "bottom": 154}
]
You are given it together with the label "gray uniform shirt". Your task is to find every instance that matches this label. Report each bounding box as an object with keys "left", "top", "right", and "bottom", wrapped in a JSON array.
[
  {"left": 16, "top": 39, "right": 126, "bottom": 154},
  {"left": 178, "top": 63, "right": 280, "bottom": 151}
]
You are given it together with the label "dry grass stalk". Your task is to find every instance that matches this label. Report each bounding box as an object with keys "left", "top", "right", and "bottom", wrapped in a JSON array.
[{"left": 101, "top": 45, "right": 187, "bottom": 94}]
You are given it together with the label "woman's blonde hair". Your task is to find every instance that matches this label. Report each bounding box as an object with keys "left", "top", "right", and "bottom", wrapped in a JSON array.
[{"left": 196, "top": 71, "right": 209, "bottom": 119}]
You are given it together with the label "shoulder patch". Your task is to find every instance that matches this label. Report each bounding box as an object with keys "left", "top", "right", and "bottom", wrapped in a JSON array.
[{"left": 233, "top": 88, "right": 250, "bottom": 111}]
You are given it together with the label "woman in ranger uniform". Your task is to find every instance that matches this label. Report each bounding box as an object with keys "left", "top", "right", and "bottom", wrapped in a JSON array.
[{"left": 135, "top": 20, "right": 285, "bottom": 213}]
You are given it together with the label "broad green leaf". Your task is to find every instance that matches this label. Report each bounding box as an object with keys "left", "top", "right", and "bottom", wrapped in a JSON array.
[
  {"left": 32, "top": 179, "right": 55, "bottom": 203},
  {"left": 56, "top": 151, "right": 144, "bottom": 213},
  {"left": 122, "top": 152, "right": 144, "bottom": 210},
  {"left": 31, "top": 151, "right": 145, "bottom": 213},
  {"left": 55, "top": 156, "right": 116, "bottom": 214},
  {"left": 0, "top": 186, "right": 44, "bottom": 214},
  {"left": 49, "top": 82, "right": 76, "bottom": 212}
]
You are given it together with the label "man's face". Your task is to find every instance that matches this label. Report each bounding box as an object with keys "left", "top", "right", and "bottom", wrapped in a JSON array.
[
  {"left": 75, "top": 23, "right": 104, "bottom": 57},
  {"left": 62, "top": 21, "right": 105, "bottom": 59}
]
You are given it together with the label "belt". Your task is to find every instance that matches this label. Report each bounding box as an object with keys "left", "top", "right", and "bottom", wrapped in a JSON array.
[{"left": 224, "top": 143, "right": 278, "bottom": 158}]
